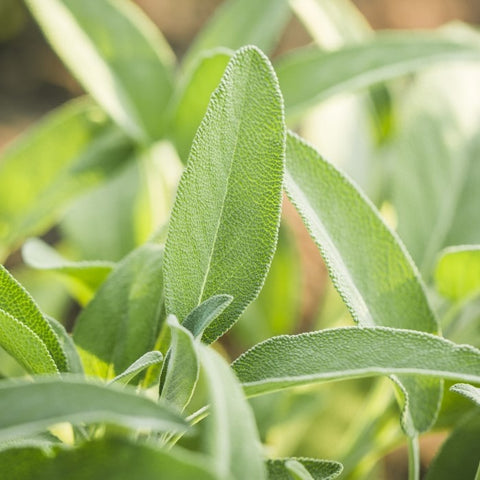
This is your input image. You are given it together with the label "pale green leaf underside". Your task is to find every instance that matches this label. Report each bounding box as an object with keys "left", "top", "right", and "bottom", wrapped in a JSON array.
[
  {"left": 23, "top": 238, "right": 114, "bottom": 294},
  {"left": 435, "top": 246, "right": 480, "bottom": 301},
  {"left": 164, "top": 46, "right": 285, "bottom": 343},
  {"left": 450, "top": 383, "right": 480, "bottom": 406},
  {"left": 0, "top": 265, "right": 67, "bottom": 371},
  {"left": 0, "top": 437, "right": 217, "bottom": 480},
  {"left": 0, "top": 377, "right": 188, "bottom": 443},
  {"left": 267, "top": 457, "right": 343, "bottom": 480},
  {"left": 0, "top": 99, "right": 132, "bottom": 255},
  {"left": 0, "top": 309, "right": 58, "bottom": 375},
  {"left": 232, "top": 327, "right": 480, "bottom": 396},
  {"left": 160, "top": 316, "right": 199, "bottom": 412},
  {"left": 277, "top": 32, "right": 480, "bottom": 117},
  {"left": 74, "top": 243, "right": 164, "bottom": 380},
  {"left": 199, "top": 346, "right": 266, "bottom": 480},
  {"left": 110, "top": 351, "right": 163, "bottom": 385},
  {"left": 26, "top": 0, "right": 174, "bottom": 141}
]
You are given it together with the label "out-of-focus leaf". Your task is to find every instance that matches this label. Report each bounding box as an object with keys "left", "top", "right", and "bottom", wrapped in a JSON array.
[
  {"left": 267, "top": 457, "right": 343, "bottom": 479},
  {"left": 110, "top": 351, "right": 163, "bottom": 385},
  {"left": 285, "top": 131, "right": 440, "bottom": 434},
  {"left": 0, "top": 265, "right": 67, "bottom": 371},
  {"left": 0, "top": 437, "right": 217, "bottom": 480},
  {"left": 26, "top": 0, "right": 174, "bottom": 141},
  {"left": 73, "top": 244, "right": 164, "bottom": 380},
  {"left": 232, "top": 326, "right": 480, "bottom": 396},
  {"left": 425, "top": 412, "right": 480, "bottom": 480},
  {"left": 0, "top": 377, "right": 188, "bottom": 443},
  {"left": 23, "top": 238, "right": 113, "bottom": 303},
  {"left": 199, "top": 345, "right": 266, "bottom": 480},
  {"left": 160, "top": 316, "right": 199, "bottom": 412},
  {"left": 164, "top": 46, "right": 285, "bottom": 343},
  {"left": 276, "top": 33, "right": 480, "bottom": 118},
  {"left": 170, "top": 49, "right": 232, "bottom": 163},
  {"left": 435, "top": 246, "right": 480, "bottom": 301},
  {"left": 184, "top": 0, "right": 290, "bottom": 70},
  {"left": 0, "top": 100, "right": 133, "bottom": 257},
  {"left": 450, "top": 383, "right": 480, "bottom": 406}
]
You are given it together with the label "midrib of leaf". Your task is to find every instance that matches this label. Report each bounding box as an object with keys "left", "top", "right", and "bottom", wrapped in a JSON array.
[
  {"left": 284, "top": 172, "right": 373, "bottom": 325},
  {"left": 196, "top": 54, "right": 253, "bottom": 307}
]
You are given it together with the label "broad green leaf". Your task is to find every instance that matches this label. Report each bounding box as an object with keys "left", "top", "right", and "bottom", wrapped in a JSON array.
[
  {"left": 26, "top": 0, "right": 174, "bottom": 141},
  {"left": 232, "top": 326, "right": 480, "bottom": 396},
  {"left": 23, "top": 238, "right": 114, "bottom": 302},
  {"left": 160, "top": 316, "right": 199, "bottom": 411},
  {"left": 0, "top": 265, "right": 67, "bottom": 371},
  {"left": 183, "top": 0, "right": 290, "bottom": 70},
  {"left": 110, "top": 351, "right": 163, "bottom": 385},
  {"left": 0, "top": 437, "right": 217, "bottom": 480},
  {"left": 450, "top": 383, "right": 480, "bottom": 406},
  {"left": 199, "top": 345, "right": 265, "bottom": 480},
  {"left": 0, "top": 377, "right": 188, "bottom": 443},
  {"left": 0, "top": 309, "right": 58, "bottom": 374},
  {"left": 0, "top": 99, "right": 133, "bottom": 257},
  {"left": 183, "top": 295, "right": 233, "bottom": 339},
  {"left": 425, "top": 412, "right": 480, "bottom": 480},
  {"left": 164, "top": 46, "right": 285, "bottom": 343},
  {"left": 170, "top": 49, "right": 232, "bottom": 163},
  {"left": 267, "top": 457, "right": 342, "bottom": 479},
  {"left": 276, "top": 32, "right": 480, "bottom": 118},
  {"left": 435, "top": 246, "right": 480, "bottom": 301},
  {"left": 73, "top": 243, "right": 165, "bottom": 380},
  {"left": 285, "top": 131, "right": 440, "bottom": 433},
  {"left": 46, "top": 316, "right": 83, "bottom": 375}
]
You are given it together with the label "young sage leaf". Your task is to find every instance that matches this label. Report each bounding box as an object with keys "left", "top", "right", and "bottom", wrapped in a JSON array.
[
  {"left": 267, "top": 457, "right": 343, "bottom": 480},
  {"left": 450, "top": 383, "right": 480, "bottom": 407},
  {"left": 109, "top": 351, "right": 163, "bottom": 386},
  {"left": 164, "top": 46, "right": 285, "bottom": 343}
]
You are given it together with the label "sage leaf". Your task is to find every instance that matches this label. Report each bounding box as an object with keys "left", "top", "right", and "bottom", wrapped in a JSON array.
[
  {"left": 435, "top": 246, "right": 480, "bottom": 301},
  {"left": 183, "top": 295, "right": 233, "bottom": 339},
  {"left": 277, "top": 32, "right": 480, "bottom": 118},
  {"left": 199, "top": 345, "right": 266, "bottom": 480},
  {"left": 0, "top": 377, "right": 188, "bottom": 443},
  {"left": 450, "top": 383, "right": 480, "bottom": 407},
  {"left": 109, "top": 351, "right": 163, "bottom": 385},
  {"left": 164, "top": 46, "right": 285, "bottom": 343},
  {"left": 267, "top": 457, "right": 342, "bottom": 480},
  {"left": 0, "top": 309, "right": 58, "bottom": 375},
  {"left": 0, "top": 100, "right": 133, "bottom": 257},
  {"left": 160, "top": 316, "right": 199, "bottom": 411},
  {"left": 232, "top": 327, "right": 480, "bottom": 396},
  {"left": 73, "top": 244, "right": 164, "bottom": 380},
  {"left": 0, "top": 265, "right": 67, "bottom": 371},
  {"left": 285, "top": 131, "right": 440, "bottom": 433},
  {"left": 26, "top": 0, "right": 174, "bottom": 141}
]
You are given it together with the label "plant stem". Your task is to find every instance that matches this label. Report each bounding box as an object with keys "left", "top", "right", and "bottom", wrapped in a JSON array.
[{"left": 407, "top": 435, "right": 420, "bottom": 480}]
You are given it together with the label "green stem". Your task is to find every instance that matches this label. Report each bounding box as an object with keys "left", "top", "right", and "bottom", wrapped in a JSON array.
[{"left": 407, "top": 435, "right": 420, "bottom": 480}]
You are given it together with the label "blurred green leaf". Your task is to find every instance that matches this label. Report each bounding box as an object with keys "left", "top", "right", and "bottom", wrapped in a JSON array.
[
  {"left": 232, "top": 326, "right": 480, "bottom": 396},
  {"left": 184, "top": 0, "right": 290, "bottom": 70},
  {"left": 199, "top": 345, "right": 266, "bottom": 480},
  {"left": 110, "top": 351, "right": 163, "bottom": 385},
  {"left": 160, "top": 316, "right": 199, "bottom": 412},
  {"left": 73, "top": 243, "right": 164, "bottom": 380},
  {"left": 164, "top": 46, "right": 285, "bottom": 343},
  {"left": 0, "top": 377, "right": 188, "bottom": 443},
  {"left": 450, "top": 383, "right": 480, "bottom": 406},
  {"left": 26, "top": 0, "right": 174, "bottom": 141},
  {"left": 0, "top": 100, "right": 133, "bottom": 257},
  {"left": 277, "top": 32, "right": 480, "bottom": 119},
  {"left": 267, "top": 457, "right": 343, "bottom": 479},
  {"left": 0, "top": 437, "right": 217, "bottom": 480},
  {"left": 435, "top": 246, "right": 480, "bottom": 301},
  {"left": 0, "top": 265, "right": 67, "bottom": 371},
  {"left": 170, "top": 49, "right": 232, "bottom": 163}
]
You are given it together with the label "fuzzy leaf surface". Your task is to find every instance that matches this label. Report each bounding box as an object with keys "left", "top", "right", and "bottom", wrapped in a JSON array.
[
  {"left": 26, "top": 0, "right": 174, "bottom": 141},
  {"left": 164, "top": 46, "right": 285, "bottom": 343},
  {"left": 450, "top": 383, "right": 480, "bottom": 406},
  {"left": 110, "top": 351, "right": 163, "bottom": 385},
  {"left": 267, "top": 457, "right": 343, "bottom": 479}
]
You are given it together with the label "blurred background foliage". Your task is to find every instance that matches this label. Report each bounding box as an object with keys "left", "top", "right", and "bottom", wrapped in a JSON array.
[{"left": 1, "top": 0, "right": 480, "bottom": 478}]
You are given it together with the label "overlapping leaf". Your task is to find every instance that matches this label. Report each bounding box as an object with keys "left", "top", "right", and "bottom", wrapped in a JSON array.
[{"left": 267, "top": 457, "right": 342, "bottom": 480}]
